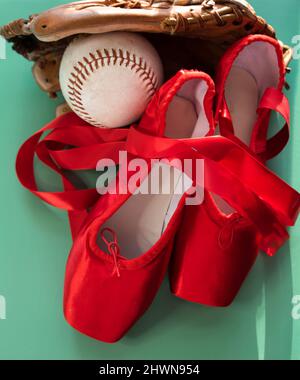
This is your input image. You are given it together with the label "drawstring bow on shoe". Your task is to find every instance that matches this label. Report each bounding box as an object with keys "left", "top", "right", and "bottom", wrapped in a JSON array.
[{"left": 100, "top": 227, "right": 121, "bottom": 278}]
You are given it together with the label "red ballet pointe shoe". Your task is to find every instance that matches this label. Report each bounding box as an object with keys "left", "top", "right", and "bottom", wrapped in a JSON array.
[
  {"left": 215, "top": 34, "right": 289, "bottom": 161},
  {"left": 63, "top": 70, "right": 215, "bottom": 342},
  {"left": 170, "top": 36, "right": 292, "bottom": 306}
]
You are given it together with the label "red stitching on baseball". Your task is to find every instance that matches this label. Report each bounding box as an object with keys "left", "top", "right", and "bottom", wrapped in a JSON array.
[
  {"left": 67, "top": 48, "right": 158, "bottom": 126},
  {"left": 69, "top": 80, "right": 82, "bottom": 91},
  {"left": 68, "top": 86, "right": 81, "bottom": 97}
]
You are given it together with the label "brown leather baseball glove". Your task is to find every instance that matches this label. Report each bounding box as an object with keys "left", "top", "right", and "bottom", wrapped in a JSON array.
[{"left": 0, "top": 0, "right": 292, "bottom": 98}]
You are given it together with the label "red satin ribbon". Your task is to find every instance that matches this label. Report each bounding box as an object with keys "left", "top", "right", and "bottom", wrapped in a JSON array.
[
  {"left": 218, "top": 87, "right": 290, "bottom": 161},
  {"left": 15, "top": 112, "right": 300, "bottom": 255},
  {"left": 252, "top": 87, "right": 290, "bottom": 160},
  {"left": 16, "top": 113, "right": 128, "bottom": 240},
  {"left": 125, "top": 128, "right": 299, "bottom": 255},
  {"left": 16, "top": 113, "right": 128, "bottom": 210}
]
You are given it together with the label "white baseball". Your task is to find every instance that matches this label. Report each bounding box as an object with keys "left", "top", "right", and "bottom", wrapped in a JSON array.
[{"left": 59, "top": 32, "right": 164, "bottom": 128}]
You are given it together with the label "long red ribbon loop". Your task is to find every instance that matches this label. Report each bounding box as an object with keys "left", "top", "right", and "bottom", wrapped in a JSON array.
[{"left": 16, "top": 113, "right": 128, "bottom": 210}]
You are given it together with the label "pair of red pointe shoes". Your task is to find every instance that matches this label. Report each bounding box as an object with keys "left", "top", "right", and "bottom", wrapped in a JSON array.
[{"left": 16, "top": 35, "right": 300, "bottom": 343}]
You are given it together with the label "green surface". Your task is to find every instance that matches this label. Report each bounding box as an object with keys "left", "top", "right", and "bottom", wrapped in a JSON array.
[{"left": 0, "top": 0, "right": 299, "bottom": 360}]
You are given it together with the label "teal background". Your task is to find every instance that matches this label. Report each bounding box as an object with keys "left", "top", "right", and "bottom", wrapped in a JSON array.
[{"left": 0, "top": 0, "right": 299, "bottom": 360}]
